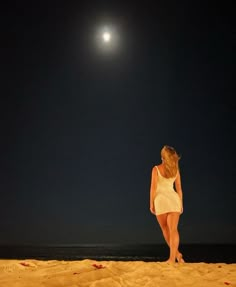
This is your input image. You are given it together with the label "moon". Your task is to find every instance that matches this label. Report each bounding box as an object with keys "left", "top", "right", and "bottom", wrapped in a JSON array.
[
  {"left": 103, "top": 32, "right": 111, "bottom": 43},
  {"left": 94, "top": 24, "right": 120, "bottom": 54}
]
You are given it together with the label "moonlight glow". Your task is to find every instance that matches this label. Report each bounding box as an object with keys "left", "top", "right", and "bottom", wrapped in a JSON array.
[
  {"left": 95, "top": 24, "right": 121, "bottom": 54},
  {"left": 103, "top": 32, "right": 111, "bottom": 42}
]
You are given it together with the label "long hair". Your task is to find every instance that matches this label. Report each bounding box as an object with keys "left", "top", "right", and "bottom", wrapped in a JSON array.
[{"left": 161, "top": 145, "right": 180, "bottom": 178}]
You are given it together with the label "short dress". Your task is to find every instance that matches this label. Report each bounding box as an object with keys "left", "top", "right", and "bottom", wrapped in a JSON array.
[{"left": 154, "top": 166, "right": 182, "bottom": 215}]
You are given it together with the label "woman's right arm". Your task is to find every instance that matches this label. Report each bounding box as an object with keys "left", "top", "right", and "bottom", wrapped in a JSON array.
[{"left": 150, "top": 166, "right": 157, "bottom": 215}]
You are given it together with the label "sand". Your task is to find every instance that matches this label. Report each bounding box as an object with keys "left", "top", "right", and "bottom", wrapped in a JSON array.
[{"left": 0, "top": 259, "right": 235, "bottom": 287}]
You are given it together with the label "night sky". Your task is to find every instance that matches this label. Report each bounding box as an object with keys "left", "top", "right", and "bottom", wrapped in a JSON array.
[{"left": 1, "top": 1, "right": 235, "bottom": 246}]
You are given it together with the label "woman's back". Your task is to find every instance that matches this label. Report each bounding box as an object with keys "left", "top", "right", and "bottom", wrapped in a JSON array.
[{"left": 156, "top": 165, "right": 176, "bottom": 193}]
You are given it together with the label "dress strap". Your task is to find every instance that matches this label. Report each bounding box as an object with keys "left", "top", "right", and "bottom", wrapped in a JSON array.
[{"left": 155, "top": 166, "right": 160, "bottom": 175}]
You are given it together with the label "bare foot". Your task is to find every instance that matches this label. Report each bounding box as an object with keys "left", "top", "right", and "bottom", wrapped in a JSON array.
[
  {"left": 176, "top": 253, "right": 185, "bottom": 263},
  {"left": 165, "top": 259, "right": 175, "bottom": 265}
]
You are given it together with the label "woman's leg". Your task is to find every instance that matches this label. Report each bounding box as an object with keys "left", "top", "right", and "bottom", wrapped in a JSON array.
[
  {"left": 156, "top": 214, "right": 169, "bottom": 244},
  {"left": 156, "top": 214, "right": 183, "bottom": 262},
  {"left": 166, "top": 212, "right": 181, "bottom": 263}
]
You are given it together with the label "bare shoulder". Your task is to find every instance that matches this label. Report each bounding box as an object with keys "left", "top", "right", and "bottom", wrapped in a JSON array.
[
  {"left": 152, "top": 164, "right": 161, "bottom": 170},
  {"left": 151, "top": 165, "right": 158, "bottom": 175},
  {"left": 151, "top": 166, "right": 158, "bottom": 182},
  {"left": 177, "top": 169, "right": 181, "bottom": 176},
  {"left": 152, "top": 164, "right": 162, "bottom": 177},
  {"left": 175, "top": 169, "right": 181, "bottom": 181},
  {"left": 152, "top": 165, "right": 157, "bottom": 172}
]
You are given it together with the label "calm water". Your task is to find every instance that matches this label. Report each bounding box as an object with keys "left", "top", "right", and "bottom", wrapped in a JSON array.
[{"left": 0, "top": 244, "right": 235, "bottom": 263}]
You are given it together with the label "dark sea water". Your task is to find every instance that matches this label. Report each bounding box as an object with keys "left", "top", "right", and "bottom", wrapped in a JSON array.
[{"left": 0, "top": 244, "right": 235, "bottom": 263}]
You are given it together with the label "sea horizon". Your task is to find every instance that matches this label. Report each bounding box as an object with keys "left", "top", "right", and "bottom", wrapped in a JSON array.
[{"left": 0, "top": 243, "right": 235, "bottom": 263}]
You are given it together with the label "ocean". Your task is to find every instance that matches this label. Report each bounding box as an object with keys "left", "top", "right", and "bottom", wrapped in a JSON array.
[{"left": 0, "top": 244, "right": 235, "bottom": 263}]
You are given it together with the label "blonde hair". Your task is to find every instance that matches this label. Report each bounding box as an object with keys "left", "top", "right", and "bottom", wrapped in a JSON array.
[{"left": 161, "top": 145, "right": 180, "bottom": 178}]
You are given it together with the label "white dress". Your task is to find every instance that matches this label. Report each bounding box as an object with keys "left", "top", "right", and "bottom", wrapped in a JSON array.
[{"left": 154, "top": 166, "right": 182, "bottom": 215}]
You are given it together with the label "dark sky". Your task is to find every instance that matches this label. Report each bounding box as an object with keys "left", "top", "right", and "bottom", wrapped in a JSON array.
[{"left": 1, "top": 1, "right": 235, "bottom": 245}]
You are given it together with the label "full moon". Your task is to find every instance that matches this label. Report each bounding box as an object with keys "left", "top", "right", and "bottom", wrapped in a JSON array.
[
  {"left": 95, "top": 24, "right": 120, "bottom": 53},
  {"left": 103, "top": 32, "right": 111, "bottom": 42}
]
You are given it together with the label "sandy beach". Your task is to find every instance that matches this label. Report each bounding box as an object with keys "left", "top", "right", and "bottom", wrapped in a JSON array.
[{"left": 0, "top": 259, "right": 235, "bottom": 287}]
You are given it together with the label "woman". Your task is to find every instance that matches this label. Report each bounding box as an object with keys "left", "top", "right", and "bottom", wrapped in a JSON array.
[{"left": 150, "top": 145, "right": 184, "bottom": 263}]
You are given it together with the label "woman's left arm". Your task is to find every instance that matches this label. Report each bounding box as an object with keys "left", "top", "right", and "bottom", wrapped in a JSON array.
[{"left": 175, "top": 170, "right": 183, "bottom": 212}]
